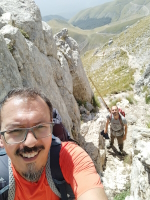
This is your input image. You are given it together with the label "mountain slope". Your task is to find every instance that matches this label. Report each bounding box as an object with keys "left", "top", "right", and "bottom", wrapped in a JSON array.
[
  {"left": 82, "top": 15, "right": 150, "bottom": 97},
  {"left": 69, "top": 0, "right": 150, "bottom": 29},
  {"left": 42, "top": 15, "right": 68, "bottom": 22}
]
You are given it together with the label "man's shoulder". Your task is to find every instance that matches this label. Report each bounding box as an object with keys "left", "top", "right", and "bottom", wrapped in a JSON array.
[
  {"left": 61, "top": 141, "right": 81, "bottom": 152},
  {"left": 106, "top": 114, "right": 111, "bottom": 120},
  {"left": 60, "top": 141, "right": 88, "bottom": 161},
  {"left": 120, "top": 114, "right": 127, "bottom": 124}
]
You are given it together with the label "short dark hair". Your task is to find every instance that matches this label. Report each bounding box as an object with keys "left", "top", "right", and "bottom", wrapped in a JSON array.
[{"left": 0, "top": 88, "right": 53, "bottom": 127}]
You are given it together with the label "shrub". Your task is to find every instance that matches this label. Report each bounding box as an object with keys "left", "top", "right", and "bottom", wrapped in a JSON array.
[
  {"left": 76, "top": 99, "right": 86, "bottom": 107},
  {"left": 114, "top": 183, "right": 130, "bottom": 200},
  {"left": 92, "top": 95, "right": 101, "bottom": 108},
  {"left": 19, "top": 29, "right": 30, "bottom": 39},
  {"left": 145, "top": 93, "right": 150, "bottom": 104},
  {"left": 7, "top": 40, "right": 15, "bottom": 53},
  {"left": 109, "top": 98, "right": 122, "bottom": 108},
  {"left": 126, "top": 94, "right": 136, "bottom": 105},
  {"left": 124, "top": 154, "right": 132, "bottom": 165},
  {"left": 146, "top": 122, "right": 150, "bottom": 128}
]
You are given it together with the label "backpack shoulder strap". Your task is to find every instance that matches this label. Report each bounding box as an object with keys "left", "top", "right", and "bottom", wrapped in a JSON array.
[
  {"left": 50, "top": 136, "right": 75, "bottom": 200},
  {"left": 119, "top": 114, "right": 124, "bottom": 126},
  {"left": 0, "top": 148, "right": 9, "bottom": 200}
]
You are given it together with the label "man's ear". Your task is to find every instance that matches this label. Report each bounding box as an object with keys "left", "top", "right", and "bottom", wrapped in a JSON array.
[{"left": 0, "top": 135, "right": 4, "bottom": 148}]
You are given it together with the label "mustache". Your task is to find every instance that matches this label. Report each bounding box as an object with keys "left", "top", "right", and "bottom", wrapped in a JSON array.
[{"left": 16, "top": 145, "right": 45, "bottom": 155}]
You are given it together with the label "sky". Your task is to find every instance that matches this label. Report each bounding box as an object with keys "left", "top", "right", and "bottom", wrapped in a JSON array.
[{"left": 34, "top": 0, "right": 113, "bottom": 19}]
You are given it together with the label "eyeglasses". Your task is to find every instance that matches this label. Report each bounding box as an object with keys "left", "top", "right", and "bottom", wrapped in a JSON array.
[{"left": 0, "top": 123, "right": 54, "bottom": 144}]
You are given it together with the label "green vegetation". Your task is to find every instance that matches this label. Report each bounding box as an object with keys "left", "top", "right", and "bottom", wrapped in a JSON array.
[
  {"left": 114, "top": 189, "right": 130, "bottom": 200},
  {"left": 72, "top": 17, "right": 111, "bottom": 30},
  {"left": 92, "top": 95, "right": 101, "bottom": 108},
  {"left": 145, "top": 93, "right": 150, "bottom": 104},
  {"left": 124, "top": 154, "right": 132, "bottom": 165},
  {"left": 142, "top": 85, "right": 148, "bottom": 93},
  {"left": 100, "top": 18, "right": 142, "bottom": 34},
  {"left": 19, "top": 29, "right": 29, "bottom": 39},
  {"left": 126, "top": 94, "right": 136, "bottom": 105},
  {"left": 109, "top": 98, "right": 122, "bottom": 108},
  {"left": 114, "top": 183, "right": 130, "bottom": 200},
  {"left": 76, "top": 99, "right": 86, "bottom": 107},
  {"left": 7, "top": 40, "right": 15, "bottom": 53},
  {"left": 146, "top": 122, "right": 150, "bottom": 128},
  {"left": 90, "top": 64, "right": 135, "bottom": 97},
  {"left": 69, "top": 0, "right": 149, "bottom": 30}
]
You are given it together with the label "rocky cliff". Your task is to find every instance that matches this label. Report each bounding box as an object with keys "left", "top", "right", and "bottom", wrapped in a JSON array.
[{"left": 0, "top": 0, "right": 93, "bottom": 139}]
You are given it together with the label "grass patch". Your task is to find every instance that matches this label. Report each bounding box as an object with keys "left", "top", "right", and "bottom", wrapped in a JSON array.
[
  {"left": 92, "top": 95, "right": 101, "bottom": 108},
  {"left": 109, "top": 98, "right": 122, "bottom": 108},
  {"left": 82, "top": 44, "right": 135, "bottom": 97},
  {"left": 7, "top": 40, "right": 15, "bottom": 53},
  {"left": 147, "top": 122, "right": 150, "bottom": 128},
  {"left": 114, "top": 183, "right": 130, "bottom": 200},
  {"left": 88, "top": 64, "right": 135, "bottom": 97},
  {"left": 142, "top": 85, "right": 148, "bottom": 93},
  {"left": 124, "top": 154, "right": 132, "bottom": 165},
  {"left": 76, "top": 99, "right": 86, "bottom": 107},
  {"left": 145, "top": 93, "right": 150, "bottom": 104},
  {"left": 126, "top": 94, "right": 136, "bottom": 105},
  {"left": 114, "top": 189, "right": 130, "bottom": 200},
  {"left": 19, "top": 29, "right": 29, "bottom": 39}
]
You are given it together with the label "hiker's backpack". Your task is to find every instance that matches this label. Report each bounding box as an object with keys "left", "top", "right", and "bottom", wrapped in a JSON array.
[
  {"left": 52, "top": 108, "right": 70, "bottom": 141},
  {"left": 52, "top": 108, "right": 79, "bottom": 145},
  {"left": 118, "top": 108, "right": 125, "bottom": 117},
  {"left": 0, "top": 108, "right": 76, "bottom": 200}
]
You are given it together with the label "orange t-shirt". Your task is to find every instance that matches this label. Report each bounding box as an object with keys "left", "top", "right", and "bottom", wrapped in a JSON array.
[{"left": 12, "top": 142, "right": 103, "bottom": 200}]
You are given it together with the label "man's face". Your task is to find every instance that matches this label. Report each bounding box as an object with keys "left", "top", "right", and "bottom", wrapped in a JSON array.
[
  {"left": 0, "top": 96, "right": 52, "bottom": 182},
  {"left": 111, "top": 106, "right": 119, "bottom": 117}
]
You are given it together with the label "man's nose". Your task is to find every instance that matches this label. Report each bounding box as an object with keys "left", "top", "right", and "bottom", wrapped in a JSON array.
[{"left": 23, "top": 130, "right": 37, "bottom": 148}]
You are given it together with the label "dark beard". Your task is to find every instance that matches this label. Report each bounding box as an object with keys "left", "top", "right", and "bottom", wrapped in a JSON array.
[{"left": 22, "top": 163, "right": 44, "bottom": 182}]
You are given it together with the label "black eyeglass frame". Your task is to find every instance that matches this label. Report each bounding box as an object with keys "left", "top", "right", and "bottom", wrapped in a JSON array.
[{"left": 0, "top": 122, "right": 54, "bottom": 144}]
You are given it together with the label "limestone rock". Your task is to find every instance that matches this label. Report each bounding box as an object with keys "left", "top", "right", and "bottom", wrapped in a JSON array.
[
  {"left": 79, "top": 112, "right": 106, "bottom": 173},
  {"left": 0, "top": 33, "right": 22, "bottom": 101},
  {"left": 0, "top": 12, "right": 12, "bottom": 29},
  {"left": 135, "top": 64, "right": 150, "bottom": 92},
  {"left": 0, "top": 7, "right": 4, "bottom": 16},
  {"left": 0, "top": 0, "right": 46, "bottom": 54},
  {"left": 42, "top": 21, "right": 57, "bottom": 58},
  {"left": 128, "top": 127, "right": 150, "bottom": 200},
  {"left": 85, "top": 102, "right": 94, "bottom": 112},
  {"left": 54, "top": 28, "right": 93, "bottom": 102}
]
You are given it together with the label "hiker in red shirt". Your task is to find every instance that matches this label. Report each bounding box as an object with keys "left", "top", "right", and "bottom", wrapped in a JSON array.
[
  {"left": 0, "top": 88, "right": 108, "bottom": 200},
  {"left": 104, "top": 105, "right": 127, "bottom": 155}
]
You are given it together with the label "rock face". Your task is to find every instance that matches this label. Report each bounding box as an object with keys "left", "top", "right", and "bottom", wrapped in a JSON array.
[
  {"left": 79, "top": 111, "right": 106, "bottom": 173},
  {"left": 135, "top": 64, "right": 150, "bottom": 93},
  {"left": 54, "top": 28, "right": 93, "bottom": 102},
  {"left": 126, "top": 127, "right": 150, "bottom": 200},
  {"left": 0, "top": 0, "right": 93, "bottom": 139}
]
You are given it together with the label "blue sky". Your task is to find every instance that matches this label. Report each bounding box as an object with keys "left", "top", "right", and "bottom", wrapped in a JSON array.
[{"left": 34, "top": 0, "right": 113, "bottom": 19}]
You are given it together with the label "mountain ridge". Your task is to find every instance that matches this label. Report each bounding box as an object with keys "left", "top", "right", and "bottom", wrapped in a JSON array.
[
  {"left": 42, "top": 14, "right": 68, "bottom": 22},
  {"left": 69, "top": 0, "right": 150, "bottom": 29}
]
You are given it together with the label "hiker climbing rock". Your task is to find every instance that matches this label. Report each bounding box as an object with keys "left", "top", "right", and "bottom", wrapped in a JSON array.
[
  {"left": 0, "top": 88, "right": 108, "bottom": 200},
  {"left": 104, "top": 105, "right": 127, "bottom": 155}
]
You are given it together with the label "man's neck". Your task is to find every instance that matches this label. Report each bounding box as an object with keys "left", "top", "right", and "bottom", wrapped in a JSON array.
[{"left": 113, "top": 113, "right": 119, "bottom": 120}]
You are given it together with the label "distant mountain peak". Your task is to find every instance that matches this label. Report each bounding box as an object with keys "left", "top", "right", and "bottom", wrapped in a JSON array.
[{"left": 42, "top": 15, "right": 68, "bottom": 22}]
